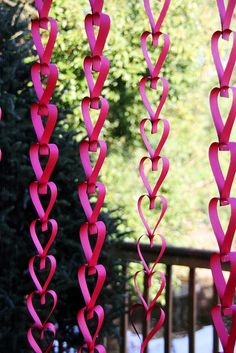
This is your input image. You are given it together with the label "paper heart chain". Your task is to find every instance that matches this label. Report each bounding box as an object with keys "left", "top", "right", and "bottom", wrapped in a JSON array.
[
  {"left": 131, "top": 0, "right": 171, "bottom": 351},
  {"left": 209, "top": 1, "right": 236, "bottom": 352},
  {"left": 77, "top": 1, "right": 110, "bottom": 353},
  {"left": 27, "top": 1, "right": 59, "bottom": 352}
]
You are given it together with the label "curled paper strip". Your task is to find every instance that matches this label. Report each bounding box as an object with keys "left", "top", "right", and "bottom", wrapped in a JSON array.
[
  {"left": 209, "top": 1, "right": 236, "bottom": 352},
  {"left": 77, "top": 1, "right": 110, "bottom": 352},
  {"left": 27, "top": 1, "right": 59, "bottom": 352},
  {"left": 130, "top": 0, "right": 171, "bottom": 351}
]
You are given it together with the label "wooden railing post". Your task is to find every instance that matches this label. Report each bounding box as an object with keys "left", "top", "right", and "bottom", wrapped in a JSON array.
[
  {"left": 120, "top": 263, "right": 129, "bottom": 353},
  {"left": 188, "top": 268, "right": 196, "bottom": 353},
  {"left": 165, "top": 265, "right": 173, "bottom": 353},
  {"left": 142, "top": 269, "right": 149, "bottom": 353}
]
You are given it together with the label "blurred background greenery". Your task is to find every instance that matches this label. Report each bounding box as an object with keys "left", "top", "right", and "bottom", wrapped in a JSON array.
[{"left": 1, "top": 0, "right": 234, "bottom": 351}]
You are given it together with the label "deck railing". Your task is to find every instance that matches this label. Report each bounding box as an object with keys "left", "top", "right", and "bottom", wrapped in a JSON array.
[{"left": 114, "top": 242, "right": 228, "bottom": 353}]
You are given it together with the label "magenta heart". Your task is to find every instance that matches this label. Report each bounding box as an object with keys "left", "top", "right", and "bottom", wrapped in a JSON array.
[
  {"left": 144, "top": 0, "right": 171, "bottom": 32},
  {"left": 31, "top": 63, "right": 58, "bottom": 105},
  {"left": 139, "top": 156, "right": 169, "bottom": 198},
  {"left": 141, "top": 31, "right": 170, "bottom": 78},
  {"left": 79, "top": 221, "right": 106, "bottom": 269},
  {"left": 211, "top": 252, "right": 236, "bottom": 307},
  {"left": 31, "top": 103, "right": 58, "bottom": 145},
  {"left": 140, "top": 118, "right": 170, "bottom": 159},
  {"left": 212, "top": 304, "right": 236, "bottom": 353},
  {"left": 30, "top": 181, "right": 57, "bottom": 221},
  {"left": 81, "top": 97, "right": 108, "bottom": 151},
  {"left": 77, "top": 305, "right": 104, "bottom": 348},
  {"left": 216, "top": 0, "right": 236, "bottom": 30},
  {"left": 34, "top": 0, "right": 53, "bottom": 18},
  {"left": 209, "top": 197, "right": 236, "bottom": 253},
  {"left": 27, "top": 321, "right": 56, "bottom": 353},
  {"left": 209, "top": 142, "right": 236, "bottom": 199},
  {"left": 138, "top": 194, "right": 167, "bottom": 238},
  {"left": 139, "top": 76, "right": 168, "bottom": 121},
  {"left": 30, "top": 143, "right": 58, "bottom": 193},
  {"left": 27, "top": 290, "right": 57, "bottom": 327},
  {"left": 30, "top": 219, "right": 58, "bottom": 257},
  {"left": 85, "top": 12, "right": 110, "bottom": 56},
  {"left": 84, "top": 55, "right": 110, "bottom": 102},
  {"left": 78, "top": 264, "right": 106, "bottom": 317},
  {"left": 29, "top": 255, "right": 56, "bottom": 298},
  {"left": 78, "top": 181, "right": 106, "bottom": 224},
  {"left": 211, "top": 29, "right": 236, "bottom": 89},
  {"left": 32, "top": 18, "right": 58, "bottom": 64},
  {"left": 210, "top": 86, "right": 236, "bottom": 144}
]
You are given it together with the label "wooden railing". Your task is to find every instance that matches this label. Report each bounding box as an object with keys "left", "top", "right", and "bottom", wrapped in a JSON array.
[{"left": 114, "top": 242, "right": 228, "bottom": 353}]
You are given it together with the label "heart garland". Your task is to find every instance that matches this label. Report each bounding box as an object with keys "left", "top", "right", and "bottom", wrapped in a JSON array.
[
  {"left": 131, "top": 0, "right": 171, "bottom": 351},
  {"left": 27, "top": 1, "right": 59, "bottom": 352},
  {"left": 77, "top": 1, "right": 110, "bottom": 352},
  {"left": 209, "top": 2, "right": 236, "bottom": 351}
]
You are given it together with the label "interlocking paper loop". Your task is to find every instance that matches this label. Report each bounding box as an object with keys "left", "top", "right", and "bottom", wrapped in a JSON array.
[
  {"left": 131, "top": 1, "right": 171, "bottom": 351},
  {"left": 209, "top": 1, "right": 236, "bottom": 352},
  {"left": 77, "top": 1, "right": 110, "bottom": 352},
  {"left": 27, "top": 1, "right": 59, "bottom": 352}
]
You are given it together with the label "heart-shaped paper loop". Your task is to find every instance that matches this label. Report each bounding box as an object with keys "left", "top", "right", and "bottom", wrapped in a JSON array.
[
  {"left": 31, "top": 63, "right": 58, "bottom": 105},
  {"left": 29, "top": 255, "right": 56, "bottom": 297},
  {"left": 140, "top": 76, "right": 168, "bottom": 120},
  {"left": 211, "top": 252, "right": 236, "bottom": 306},
  {"left": 212, "top": 29, "right": 236, "bottom": 90},
  {"left": 138, "top": 194, "right": 167, "bottom": 238},
  {"left": 30, "top": 143, "right": 59, "bottom": 189},
  {"left": 84, "top": 56, "right": 110, "bottom": 100},
  {"left": 80, "top": 139, "right": 107, "bottom": 193},
  {"left": 141, "top": 307, "right": 165, "bottom": 353},
  {"left": 31, "top": 103, "right": 58, "bottom": 145},
  {"left": 34, "top": 0, "right": 53, "bottom": 18},
  {"left": 77, "top": 305, "right": 104, "bottom": 349},
  {"left": 141, "top": 31, "right": 170, "bottom": 78},
  {"left": 82, "top": 96, "right": 109, "bottom": 151},
  {"left": 30, "top": 219, "right": 58, "bottom": 257},
  {"left": 80, "top": 222, "right": 106, "bottom": 268},
  {"left": 210, "top": 86, "right": 236, "bottom": 144},
  {"left": 78, "top": 181, "right": 106, "bottom": 224},
  {"left": 78, "top": 264, "right": 106, "bottom": 315},
  {"left": 209, "top": 142, "right": 236, "bottom": 199},
  {"left": 144, "top": 0, "right": 171, "bottom": 33},
  {"left": 27, "top": 290, "right": 57, "bottom": 327},
  {"left": 140, "top": 118, "right": 170, "bottom": 159},
  {"left": 216, "top": 0, "right": 236, "bottom": 31},
  {"left": 212, "top": 304, "right": 236, "bottom": 353},
  {"left": 28, "top": 322, "right": 56, "bottom": 353},
  {"left": 85, "top": 13, "right": 110, "bottom": 56},
  {"left": 30, "top": 181, "right": 57, "bottom": 221},
  {"left": 32, "top": 18, "right": 58, "bottom": 64},
  {"left": 89, "top": 0, "right": 104, "bottom": 14},
  {"left": 209, "top": 197, "right": 236, "bottom": 254},
  {"left": 209, "top": 197, "right": 236, "bottom": 253},
  {"left": 137, "top": 234, "right": 166, "bottom": 274},
  {"left": 139, "top": 156, "right": 169, "bottom": 197},
  {"left": 134, "top": 270, "right": 166, "bottom": 312}
]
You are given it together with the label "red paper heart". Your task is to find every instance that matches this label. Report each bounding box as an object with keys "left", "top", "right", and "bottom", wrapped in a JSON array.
[
  {"left": 30, "top": 181, "right": 57, "bottom": 221},
  {"left": 31, "top": 63, "right": 58, "bottom": 105},
  {"left": 31, "top": 103, "right": 58, "bottom": 145},
  {"left": 30, "top": 219, "right": 58, "bottom": 257},
  {"left": 85, "top": 13, "right": 110, "bottom": 56},
  {"left": 29, "top": 255, "right": 56, "bottom": 297}
]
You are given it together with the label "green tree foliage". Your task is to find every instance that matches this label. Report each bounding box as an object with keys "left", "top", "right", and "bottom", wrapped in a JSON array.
[{"left": 0, "top": 2, "right": 126, "bottom": 351}]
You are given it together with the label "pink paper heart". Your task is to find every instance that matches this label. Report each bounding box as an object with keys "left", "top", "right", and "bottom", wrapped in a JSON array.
[
  {"left": 85, "top": 13, "right": 110, "bottom": 56},
  {"left": 140, "top": 118, "right": 170, "bottom": 159},
  {"left": 30, "top": 181, "right": 57, "bottom": 221},
  {"left": 141, "top": 31, "right": 170, "bottom": 78},
  {"left": 210, "top": 86, "right": 236, "bottom": 144},
  {"left": 31, "top": 63, "right": 58, "bottom": 105},
  {"left": 31, "top": 103, "right": 58, "bottom": 145},
  {"left": 209, "top": 197, "right": 236, "bottom": 253},
  {"left": 32, "top": 18, "right": 58, "bottom": 64},
  {"left": 139, "top": 76, "right": 168, "bottom": 120},
  {"left": 30, "top": 219, "right": 58, "bottom": 257}
]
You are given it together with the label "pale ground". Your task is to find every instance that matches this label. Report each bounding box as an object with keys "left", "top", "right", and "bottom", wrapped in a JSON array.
[{"left": 127, "top": 325, "right": 228, "bottom": 353}]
